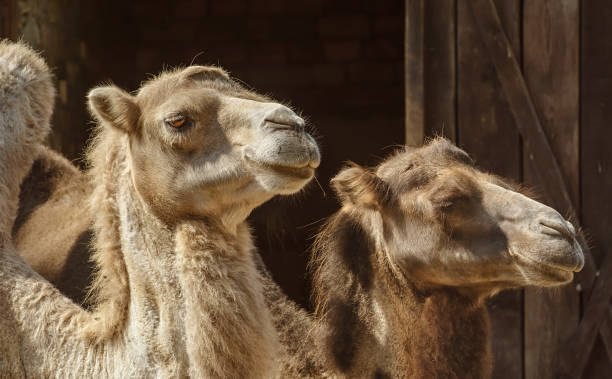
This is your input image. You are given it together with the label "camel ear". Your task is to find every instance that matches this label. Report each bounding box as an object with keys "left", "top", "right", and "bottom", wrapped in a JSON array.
[
  {"left": 87, "top": 85, "right": 140, "bottom": 133},
  {"left": 331, "top": 164, "right": 390, "bottom": 209}
]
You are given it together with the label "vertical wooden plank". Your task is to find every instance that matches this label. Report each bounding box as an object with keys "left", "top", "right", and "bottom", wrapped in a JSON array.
[
  {"left": 423, "top": 0, "right": 455, "bottom": 141},
  {"left": 458, "top": 0, "right": 521, "bottom": 177},
  {"left": 457, "top": 2, "right": 522, "bottom": 378},
  {"left": 523, "top": 2, "right": 581, "bottom": 379},
  {"left": 581, "top": 0, "right": 612, "bottom": 273},
  {"left": 0, "top": 0, "right": 16, "bottom": 39},
  {"left": 596, "top": 312, "right": 612, "bottom": 369},
  {"left": 581, "top": 0, "right": 612, "bottom": 375},
  {"left": 405, "top": 0, "right": 424, "bottom": 146}
]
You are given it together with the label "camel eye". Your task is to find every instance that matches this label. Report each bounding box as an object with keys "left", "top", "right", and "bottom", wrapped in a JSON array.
[{"left": 165, "top": 115, "right": 191, "bottom": 129}]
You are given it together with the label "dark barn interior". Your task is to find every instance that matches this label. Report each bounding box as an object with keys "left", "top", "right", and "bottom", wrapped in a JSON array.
[{"left": 2, "top": 1, "right": 612, "bottom": 378}]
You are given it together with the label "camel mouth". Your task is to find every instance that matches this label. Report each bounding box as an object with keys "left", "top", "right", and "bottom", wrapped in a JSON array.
[
  {"left": 259, "top": 161, "right": 315, "bottom": 180},
  {"left": 244, "top": 154, "right": 316, "bottom": 180},
  {"left": 511, "top": 230, "right": 584, "bottom": 272},
  {"left": 513, "top": 242, "right": 583, "bottom": 285},
  {"left": 529, "top": 262, "right": 575, "bottom": 285},
  {"left": 516, "top": 250, "right": 583, "bottom": 273}
]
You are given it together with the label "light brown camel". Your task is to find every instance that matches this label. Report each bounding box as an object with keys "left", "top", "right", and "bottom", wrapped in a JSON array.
[
  {"left": 15, "top": 137, "right": 584, "bottom": 377},
  {"left": 0, "top": 40, "right": 321, "bottom": 378}
]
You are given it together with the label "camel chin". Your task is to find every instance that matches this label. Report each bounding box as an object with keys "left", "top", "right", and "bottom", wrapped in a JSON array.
[{"left": 512, "top": 217, "right": 584, "bottom": 286}]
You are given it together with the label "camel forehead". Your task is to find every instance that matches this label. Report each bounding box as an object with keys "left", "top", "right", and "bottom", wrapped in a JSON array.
[
  {"left": 135, "top": 66, "right": 268, "bottom": 111},
  {"left": 377, "top": 139, "right": 478, "bottom": 192},
  {"left": 389, "top": 139, "right": 473, "bottom": 171}
]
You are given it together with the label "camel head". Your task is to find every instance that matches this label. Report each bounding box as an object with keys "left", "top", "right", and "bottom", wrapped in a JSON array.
[
  {"left": 331, "top": 138, "right": 584, "bottom": 296},
  {"left": 87, "top": 66, "right": 320, "bottom": 226}
]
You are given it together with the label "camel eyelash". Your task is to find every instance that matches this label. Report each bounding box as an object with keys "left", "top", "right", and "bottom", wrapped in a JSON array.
[{"left": 164, "top": 114, "right": 194, "bottom": 131}]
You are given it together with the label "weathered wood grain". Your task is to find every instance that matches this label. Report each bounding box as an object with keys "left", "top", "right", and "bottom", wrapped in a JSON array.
[
  {"left": 466, "top": 0, "right": 597, "bottom": 280},
  {"left": 0, "top": 0, "right": 16, "bottom": 38},
  {"left": 466, "top": 0, "right": 594, "bottom": 280},
  {"left": 582, "top": 334, "right": 612, "bottom": 379},
  {"left": 458, "top": 0, "right": 521, "bottom": 177},
  {"left": 423, "top": 0, "right": 455, "bottom": 141},
  {"left": 465, "top": 1, "right": 609, "bottom": 377},
  {"left": 457, "top": 1, "right": 522, "bottom": 378},
  {"left": 580, "top": 0, "right": 612, "bottom": 375},
  {"left": 522, "top": 2, "right": 581, "bottom": 379},
  {"left": 405, "top": 0, "right": 424, "bottom": 146},
  {"left": 560, "top": 255, "right": 612, "bottom": 377},
  {"left": 599, "top": 309, "right": 612, "bottom": 365}
]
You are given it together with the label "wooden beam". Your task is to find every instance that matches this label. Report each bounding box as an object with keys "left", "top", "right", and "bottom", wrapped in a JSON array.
[
  {"left": 580, "top": 0, "right": 612, "bottom": 373},
  {"left": 558, "top": 258, "right": 612, "bottom": 378},
  {"left": 405, "top": 0, "right": 424, "bottom": 146},
  {"left": 0, "top": 0, "right": 16, "bottom": 39},
  {"left": 600, "top": 309, "right": 612, "bottom": 365},
  {"left": 457, "top": 1, "right": 522, "bottom": 377},
  {"left": 423, "top": 0, "right": 456, "bottom": 141},
  {"left": 522, "top": 2, "right": 580, "bottom": 378}
]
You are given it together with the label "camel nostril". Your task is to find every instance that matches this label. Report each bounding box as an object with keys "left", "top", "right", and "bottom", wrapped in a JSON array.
[
  {"left": 539, "top": 219, "right": 575, "bottom": 240},
  {"left": 263, "top": 119, "right": 305, "bottom": 133},
  {"left": 263, "top": 106, "right": 305, "bottom": 132},
  {"left": 263, "top": 120, "right": 301, "bottom": 132}
]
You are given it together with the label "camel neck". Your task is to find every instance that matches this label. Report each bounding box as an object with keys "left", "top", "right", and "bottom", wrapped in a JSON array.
[
  {"left": 313, "top": 211, "right": 492, "bottom": 378},
  {"left": 114, "top": 167, "right": 188, "bottom": 376},
  {"left": 380, "top": 281, "right": 492, "bottom": 378},
  {"left": 111, "top": 155, "right": 279, "bottom": 378}
]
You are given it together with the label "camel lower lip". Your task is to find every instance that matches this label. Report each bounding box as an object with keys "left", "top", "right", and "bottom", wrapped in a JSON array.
[
  {"left": 516, "top": 252, "right": 582, "bottom": 273},
  {"left": 267, "top": 164, "right": 314, "bottom": 179},
  {"left": 246, "top": 156, "right": 315, "bottom": 179}
]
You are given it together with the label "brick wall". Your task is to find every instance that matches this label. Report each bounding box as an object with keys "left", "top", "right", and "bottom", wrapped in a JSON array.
[{"left": 7, "top": 0, "right": 405, "bottom": 306}]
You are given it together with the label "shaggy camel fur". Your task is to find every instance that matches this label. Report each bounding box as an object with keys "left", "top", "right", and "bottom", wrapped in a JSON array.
[
  {"left": 0, "top": 40, "right": 321, "bottom": 378},
  {"left": 261, "top": 139, "right": 584, "bottom": 377},
  {"left": 0, "top": 40, "right": 55, "bottom": 378},
  {"left": 16, "top": 139, "right": 584, "bottom": 378}
]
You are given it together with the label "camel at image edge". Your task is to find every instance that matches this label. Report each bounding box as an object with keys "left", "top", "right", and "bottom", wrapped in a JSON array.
[
  {"left": 0, "top": 40, "right": 321, "bottom": 378},
  {"left": 8, "top": 45, "right": 584, "bottom": 376}
]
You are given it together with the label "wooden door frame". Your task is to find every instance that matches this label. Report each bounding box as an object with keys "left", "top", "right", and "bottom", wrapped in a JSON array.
[{"left": 468, "top": 1, "right": 611, "bottom": 377}]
